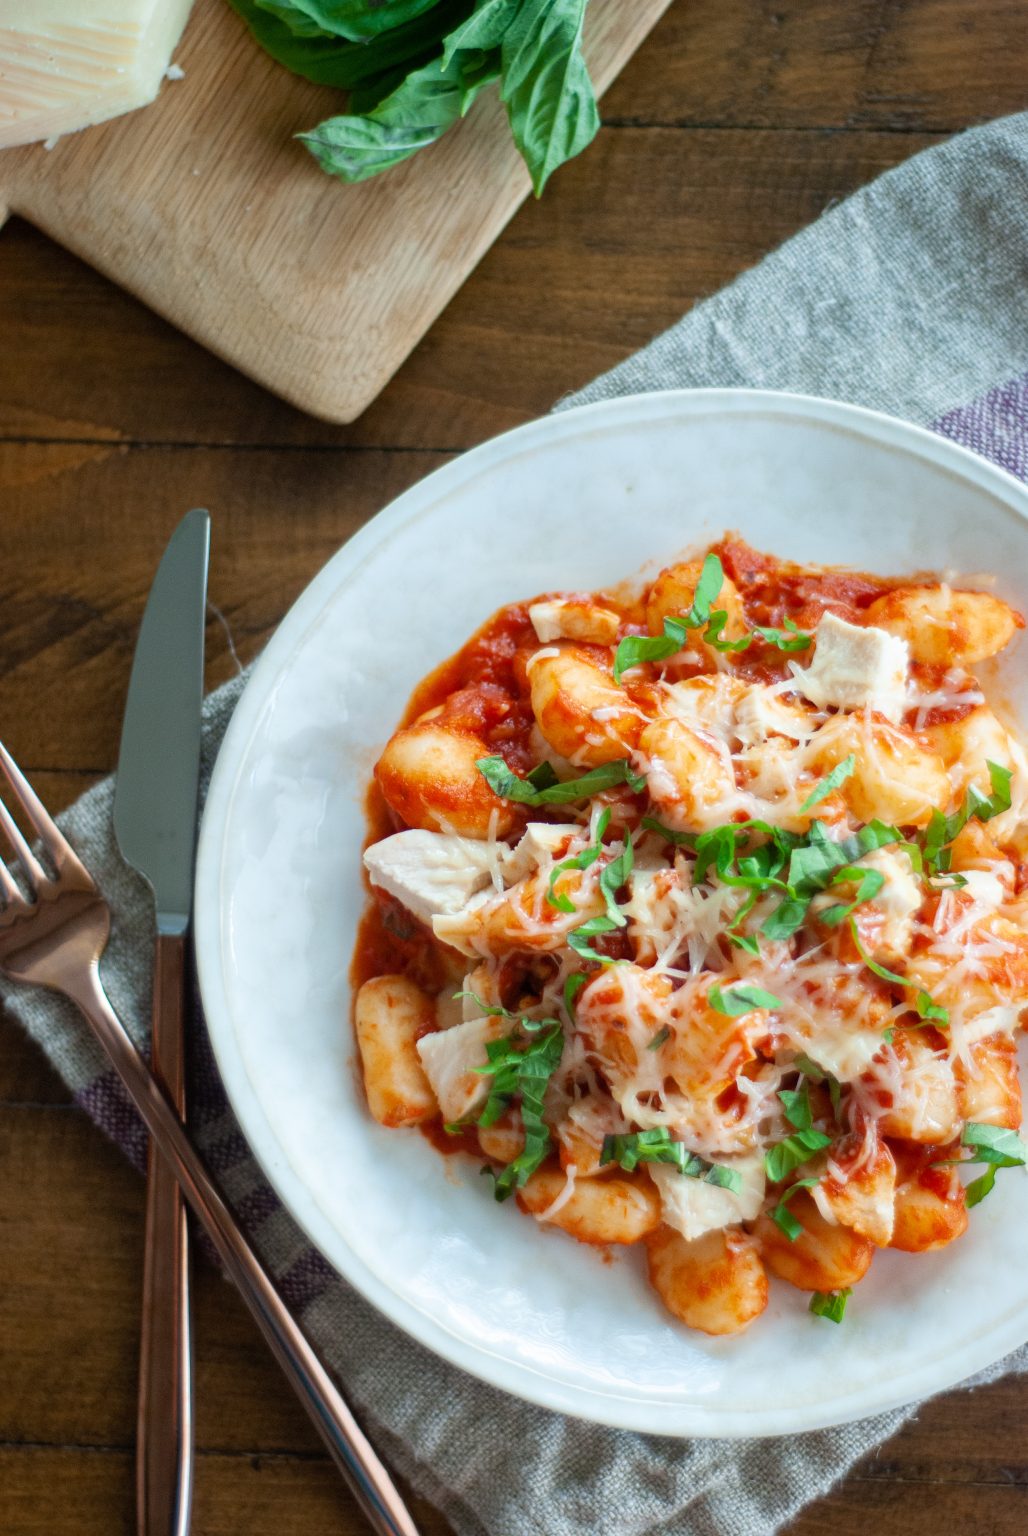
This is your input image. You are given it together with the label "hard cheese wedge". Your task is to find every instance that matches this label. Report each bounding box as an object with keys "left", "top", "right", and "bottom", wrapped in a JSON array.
[{"left": 0, "top": 0, "right": 193, "bottom": 149}]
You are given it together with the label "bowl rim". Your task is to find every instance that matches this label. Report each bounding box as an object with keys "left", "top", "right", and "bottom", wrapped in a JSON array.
[{"left": 195, "top": 386, "right": 1028, "bottom": 1436}]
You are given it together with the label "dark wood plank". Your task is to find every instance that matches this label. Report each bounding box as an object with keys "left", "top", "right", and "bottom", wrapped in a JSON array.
[
  {"left": 606, "top": 0, "right": 1028, "bottom": 131},
  {"left": 0, "top": 128, "right": 934, "bottom": 451},
  {"left": 0, "top": 1446, "right": 452, "bottom": 1536},
  {"left": 0, "top": 443, "right": 450, "bottom": 770},
  {"left": 4, "top": 2, "right": 1028, "bottom": 1530},
  {"left": 786, "top": 1476, "right": 1028, "bottom": 1536}
]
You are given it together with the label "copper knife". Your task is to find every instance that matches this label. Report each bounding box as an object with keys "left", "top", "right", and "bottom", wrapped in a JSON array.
[{"left": 114, "top": 508, "right": 210, "bottom": 1536}]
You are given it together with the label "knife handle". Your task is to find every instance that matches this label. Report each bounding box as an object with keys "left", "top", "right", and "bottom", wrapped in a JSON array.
[{"left": 137, "top": 932, "right": 193, "bottom": 1536}]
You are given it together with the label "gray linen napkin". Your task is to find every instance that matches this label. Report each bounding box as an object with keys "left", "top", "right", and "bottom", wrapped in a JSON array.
[{"left": 6, "top": 109, "right": 1028, "bottom": 1536}]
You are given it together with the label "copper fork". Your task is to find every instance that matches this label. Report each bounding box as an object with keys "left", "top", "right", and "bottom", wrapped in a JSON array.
[{"left": 0, "top": 740, "right": 420, "bottom": 1536}]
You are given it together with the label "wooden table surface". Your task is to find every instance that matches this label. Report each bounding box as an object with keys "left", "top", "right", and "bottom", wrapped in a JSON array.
[{"left": 2, "top": 3, "right": 1027, "bottom": 1532}]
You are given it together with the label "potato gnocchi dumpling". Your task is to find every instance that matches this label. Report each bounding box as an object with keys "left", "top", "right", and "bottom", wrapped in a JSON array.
[{"left": 355, "top": 538, "right": 1028, "bottom": 1336}]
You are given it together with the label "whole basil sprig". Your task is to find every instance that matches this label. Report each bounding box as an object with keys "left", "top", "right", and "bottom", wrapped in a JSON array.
[{"left": 230, "top": 0, "right": 602, "bottom": 194}]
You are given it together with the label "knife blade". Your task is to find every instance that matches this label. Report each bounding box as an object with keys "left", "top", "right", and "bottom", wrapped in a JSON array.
[
  {"left": 114, "top": 506, "right": 210, "bottom": 1536},
  {"left": 115, "top": 507, "right": 210, "bottom": 934}
]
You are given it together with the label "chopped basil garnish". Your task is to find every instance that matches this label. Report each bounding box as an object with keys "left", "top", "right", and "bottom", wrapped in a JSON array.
[
  {"left": 848, "top": 920, "right": 949, "bottom": 1028},
  {"left": 476, "top": 755, "right": 645, "bottom": 806},
  {"left": 612, "top": 555, "right": 725, "bottom": 681},
  {"left": 709, "top": 982, "right": 783, "bottom": 1017},
  {"left": 641, "top": 816, "right": 696, "bottom": 846},
  {"left": 452, "top": 987, "right": 514, "bottom": 1019},
  {"left": 920, "top": 759, "right": 1013, "bottom": 872},
  {"left": 751, "top": 619, "right": 813, "bottom": 653},
  {"left": 942, "top": 1122, "right": 1028, "bottom": 1207},
  {"left": 809, "top": 1288, "right": 851, "bottom": 1323},
  {"left": 567, "top": 913, "right": 621, "bottom": 965},
  {"left": 647, "top": 1025, "right": 671, "bottom": 1051},
  {"left": 800, "top": 754, "right": 856, "bottom": 813},
  {"left": 600, "top": 1128, "right": 743, "bottom": 1193},
  {"left": 546, "top": 808, "right": 610, "bottom": 913},
  {"left": 764, "top": 1127, "right": 832, "bottom": 1184},
  {"left": 794, "top": 1054, "right": 843, "bottom": 1118},
  {"left": 473, "top": 1020, "right": 565, "bottom": 1201},
  {"left": 563, "top": 971, "right": 588, "bottom": 1022},
  {"left": 816, "top": 864, "right": 886, "bottom": 927},
  {"left": 599, "top": 832, "right": 634, "bottom": 926},
  {"left": 703, "top": 609, "right": 753, "bottom": 653},
  {"left": 613, "top": 554, "right": 811, "bottom": 679},
  {"left": 770, "top": 1176, "right": 819, "bottom": 1241},
  {"left": 778, "top": 1083, "right": 813, "bottom": 1131},
  {"left": 566, "top": 831, "right": 634, "bottom": 962}
]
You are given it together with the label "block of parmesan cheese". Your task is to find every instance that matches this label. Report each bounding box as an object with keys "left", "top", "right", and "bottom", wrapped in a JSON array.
[{"left": 0, "top": 0, "right": 193, "bottom": 150}]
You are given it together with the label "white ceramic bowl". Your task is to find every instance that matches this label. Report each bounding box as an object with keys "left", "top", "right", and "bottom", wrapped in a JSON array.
[{"left": 195, "top": 389, "right": 1028, "bottom": 1437}]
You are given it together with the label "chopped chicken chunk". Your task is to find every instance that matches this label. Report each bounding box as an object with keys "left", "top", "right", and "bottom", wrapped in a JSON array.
[
  {"left": 793, "top": 612, "right": 909, "bottom": 722},
  {"left": 364, "top": 829, "right": 498, "bottom": 925}
]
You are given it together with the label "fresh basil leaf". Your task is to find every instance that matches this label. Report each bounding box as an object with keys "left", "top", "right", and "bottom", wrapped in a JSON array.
[
  {"left": 600, "top": 1129, "right": 743, "bottom": 1193},
  {"left": 709, "top": 982, "right": 783, "bottom": 1017},
  {"left": 770, "top": 1176, "right": 819, "bottom": 1241},
  {"left": 452, "top": 988, "right": 513, "bottom": 1019},
  {"left": 612, "top": 620, "right": 688, "bottom": 683},
  {"left": 500, "top": 0, "right": 599, "bottom": 195},
  {"left": 761, "top": 896, "right": 811, "bottom": 940},
  {"left": 800, "top": 754, "right": 856, "bottom": 813},
  {"left": 751, "top": 619, "right": 813, "bottom": 653},
  {"left": 809, "top": 1288, "right": 851, "bottom": 1323},
  {"left": 441, "top": 0, "right": 518, "bottom": 63},
  {"left": 779, "top": 1084, "right": 812, "bottom": 1132},
  {"left": 231, "top": 0, "right": 463, "bottom": 86},
  {"left": 255, "top": 0, "right": 446, "bottom": 41},
  {"left": 567, "top": 914, "right": 620, "bottom": 964},
  {"left": 545, "top": 807, "right": 609, "bottom": 912},
  {"left": 920, "top": 759, "right": 1015, "bottom": 872},
  {"left": 612, "top": 555, "right": 726, "bottom": 680},
  {"left": 598, "top": 833, "right": 634, "bottom": 927},
  {"left": 525, "top": 759, "right": 560, "bottom": 791},
  {"left": 690, "top": 554, "right": 726, "bottom": 622},
  {"left": 726, "top": 890, "right": 760, "bottom": 953},
  {"left": 563, "top": 970, "right": 588, "bottom": 1021},
  {"left": 727, "top": 930, "right": 762, "bottom": 955},
  {"left": 474, "top": 1020, "right": 565, "bottom": 1199},
  {"left": 703, "top": 1163, "right": 744, "bottom": 1193},
  {"left": 703, "top": 609, "right": 753, "bottom": 653},
  {"left": 764, "top": 1128, "right": 831, "bottom": 1184},
  {"left": 965, "top": 1164, "right": 999, "bottom": 1206},
  {"left": 817, "top": 865, "right": 886, "bottom": 927},
  {"left": 979, "top": 760, "right": 1014, "bottom": 820},
  {"left": 915, "top": 991, "right": 950, "bottom": 1027},
  {"left": 641, "top": 816, "right": 696, "bottom": 847},
  {"left": 476, "top": 755, "right": 644, "bottom": 805},
  {"left": 962, "top": 1122, "right": 1028, "bottom": 1166},
  {"left": 848, "top": 918, "right": 908, "bottom": 986},
  {"left": 301, "top": 46, "right": 499, "bottom": 181},
  {"left": 793, "top": 1055, "right": 843, "bottom": 1118}
]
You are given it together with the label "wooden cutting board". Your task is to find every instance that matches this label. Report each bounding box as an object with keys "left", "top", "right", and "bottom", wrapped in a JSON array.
[{"left": 0, "top": 0, "right": 674, "bottom": 422}]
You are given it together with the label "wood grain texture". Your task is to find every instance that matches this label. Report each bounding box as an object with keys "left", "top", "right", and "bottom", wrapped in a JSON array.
[
  {"left": 0, "top": 127, "right": 932, "bottom": 449},
  {"left": 2, "top": 2, "right": 1028, "bottom": 1533},
  {"left": 0, "top": 0, "right": 673, "bottom": 423}
]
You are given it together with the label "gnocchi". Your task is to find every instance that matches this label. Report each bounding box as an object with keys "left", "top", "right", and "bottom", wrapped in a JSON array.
[{"left": 356, "top": 539, "right": 1028, "bottom": 1337}]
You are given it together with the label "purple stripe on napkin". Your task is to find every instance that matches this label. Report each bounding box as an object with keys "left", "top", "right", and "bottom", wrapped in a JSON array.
[{"left": 933, "top": 372, "right": 1028, "bottom": 481}]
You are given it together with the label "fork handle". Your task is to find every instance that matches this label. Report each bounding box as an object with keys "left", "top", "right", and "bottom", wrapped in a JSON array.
[
  {"left": 64, "top": 965, "right": 420, "bottom": 1536},
  {"left": 137, "top": 932, "right": 192, "bottom": 1536}
]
